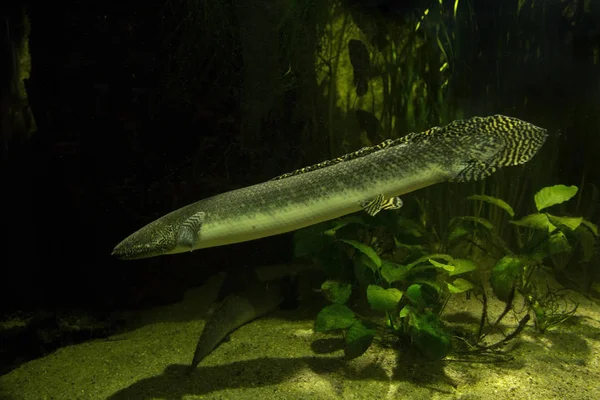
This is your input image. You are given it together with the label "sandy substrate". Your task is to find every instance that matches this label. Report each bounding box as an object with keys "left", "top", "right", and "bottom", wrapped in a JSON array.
[{"left": 1, "top": 272, "right": 599, "bottom": 400}]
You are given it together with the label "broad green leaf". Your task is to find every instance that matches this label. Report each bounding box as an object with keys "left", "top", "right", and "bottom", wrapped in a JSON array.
[
  {"left": 547, "top": 214, "right": 583, "bottom": 231},
  {"left": 490, "top": 256, "right": 524, "bottom": 302},
  {"left": 429, "top": 258, "right": 456, "bottom": 272},
  {"left": 449, "top": 259, "right": 477, "bottom": 276},
  {"left": 340, "top": 239, "right": 382, "bottom": 269},
  {"left": 381, "top": 261, "right": 408, "bottom": 284},
  {"left": 408, "top": 311, "right": 452, "bottom": 360},
  {"left": 315, "top": 304, "right": 355, "bottom": 332},
  {"left": 534, "top": 185, "right": 578, "bottom": 212},
  {"left": 406, "top": 284, "right": 424, "bottom": 306},
  {"left": 581, "top": 219, "right": 599, "bottom": 236},
  {"left": 447, "top": 278, "right": 474, "bottom": 294},
  {"left": 510, "top": 213, "right": 556, "bottom": 232},
  {"left": 344, "top": 320, "right": 376, "bottom": 359},
  {"left": 399, "top": 305, "right": 412, "bottom": 318},
  {"left": 321, "top": 280, "right": 352, "bottom": 304},
  {"left": 467, "top": 194, "right": 515, "bottom": 217},
  {"left": 367, "top": 285, "right": 403, "bottom": 312}
]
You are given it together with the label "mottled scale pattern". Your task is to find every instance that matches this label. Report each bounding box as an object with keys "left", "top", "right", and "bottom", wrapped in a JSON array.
[
  {"left": 191, "top": 115, "right": 546, "bottom": 224},
  {"left": 112, "top": 114, "right": 547, "bottom": 259},
  {"left": 271, "top": 115, "right": 546, "bottom": 181}
]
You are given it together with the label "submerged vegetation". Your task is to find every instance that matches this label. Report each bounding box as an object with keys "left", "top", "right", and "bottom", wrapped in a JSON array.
[
  {"left": 155, "top": 0, "right": 600, "bottom": 365},
  {"left": 294, "top": 184, "right": 599, "bottom": 360}
]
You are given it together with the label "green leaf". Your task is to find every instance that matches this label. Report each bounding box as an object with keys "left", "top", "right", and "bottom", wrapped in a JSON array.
[
  {"left": 467, "top": 194, "right": 515, "bottom": 217},
  {"left": 428, "top": 258, "right": 456, "bottom": 273},
  {"left": 581, "top": 219, "right": 599, "bottom": 236},
  {"left": 449, "top": 259, "right": 477, "bottom": 276},
  {"left": 315, "top": 304, "right": 355, "bottom": 332},
  {"left": 344, "top": 320, "right": 376, "bottom": 359},
  {"left": 406, "top": 284, "right": 424, "bottom": 306},
  {"left": 381, "top": 261, "right": 408, "bottom": 284},
  {"left": 399, "top": 305, "right": 412, "bottom": 318},
  {"left": 408, "top": 311, "right": 452, "bottom": 360},
  {"left": 490, "top": 256, "right": 524, "bottom": 302},
  {"left": 510, "top": 213, "right": 556, "bottom": 232},
  {"left": 367, "top": 285, "right": 403, "bottom": 312},
  {"left": 321, "top": 280, "right": 352, "bottom": 304},
  {"left": 340, "top": 239, "right": 381, "bottom": 269},
  {"left": 447, "top": 278, "right": 474, "bottom": 294},
  {"left": 547, "top": 214, "right": 583, "bottom": 231},
  {"left": 534, "top": 185, "right": 578, "bottom": 212}
]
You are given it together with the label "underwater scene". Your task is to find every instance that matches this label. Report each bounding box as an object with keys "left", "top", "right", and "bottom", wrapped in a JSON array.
[{"left": 1, "top": 0, "right": 599, "bottom": 399}]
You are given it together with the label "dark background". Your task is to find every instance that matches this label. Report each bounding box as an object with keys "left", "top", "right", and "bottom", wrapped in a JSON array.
[{"left": 1, "top": 0, "right": 296, "bottom": 315}]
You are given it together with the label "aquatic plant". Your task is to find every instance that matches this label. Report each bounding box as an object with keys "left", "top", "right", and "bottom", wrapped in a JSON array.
[
  {"left": 293, "top": 208, "right": 477, "bottom": 360},
  {"left": 464, "top": 184, "right": 598, "bottom": 334},
  {"left": 293, "top": 184, "right": 598, "bottom": 360}
]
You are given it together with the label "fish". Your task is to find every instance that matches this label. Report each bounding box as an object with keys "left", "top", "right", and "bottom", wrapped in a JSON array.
[
  {"left": 189, "top": 278, "right": 287, "bottom": 372},
  {"left": 112, "top": 115, "right": 547, "bottom": 260},
  {"left": 188, "top": 263, "right": 316, "bottom": 372}
]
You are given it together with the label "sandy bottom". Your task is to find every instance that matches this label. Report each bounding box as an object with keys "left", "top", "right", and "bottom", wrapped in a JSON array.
[{"left": 1, "top": 273, "right": 599, "bottom": 400}]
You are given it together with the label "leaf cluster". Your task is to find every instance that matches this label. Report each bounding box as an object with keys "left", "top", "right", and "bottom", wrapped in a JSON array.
[
  {"left": 294, "top": 211, "right": 477, "bottom": 360},
  {"left": 294, "top": 185, "right": 599, "bottom": 361},
  {"left": 464, "top": 185, "right": 598, "bottom": 333}
]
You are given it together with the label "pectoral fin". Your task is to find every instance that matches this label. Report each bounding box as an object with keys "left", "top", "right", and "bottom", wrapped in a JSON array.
[
  {"left": 177, "top": 211, "right": 206, "bottom": 250},
  {"left": 360, "top": 194, "right": 403, "bottom": 216}
]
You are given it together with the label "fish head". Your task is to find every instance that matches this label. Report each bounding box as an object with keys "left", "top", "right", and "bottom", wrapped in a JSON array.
[{"left": 111, "top": 217, "right": 179, "bottom": 260}]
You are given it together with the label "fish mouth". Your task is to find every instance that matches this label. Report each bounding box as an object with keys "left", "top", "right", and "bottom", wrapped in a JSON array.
[
  {"left": 111, "top": 237, "right": 159, "bottom": 260},
  {"left": 111, "top": 221, "right": 178, "bottom": 260}
]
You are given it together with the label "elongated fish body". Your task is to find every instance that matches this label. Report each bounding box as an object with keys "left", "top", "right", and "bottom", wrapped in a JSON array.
[{"left": 112, "top": 115, "right": 547, "bottom": 260}]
